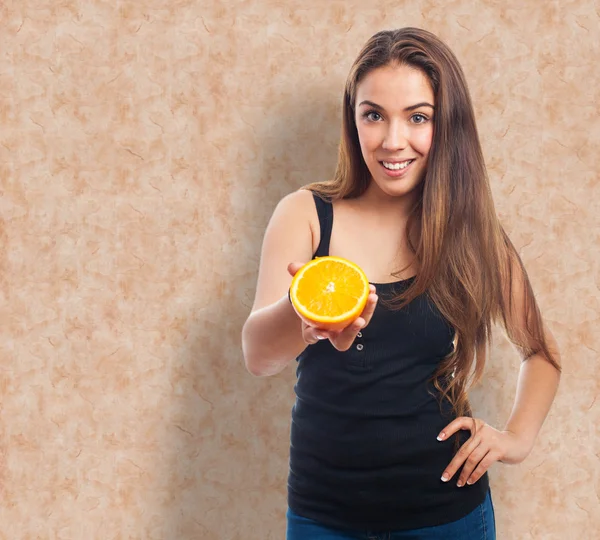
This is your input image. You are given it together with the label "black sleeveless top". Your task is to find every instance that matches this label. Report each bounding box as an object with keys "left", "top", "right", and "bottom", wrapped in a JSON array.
[{"left": 287, "top": 192, "right": 489, "bottom": 532}]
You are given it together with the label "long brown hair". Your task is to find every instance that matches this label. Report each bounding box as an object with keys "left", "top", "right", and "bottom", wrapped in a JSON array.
[{"left": 305, "top": 27, "right": 561, "bottom": 424}]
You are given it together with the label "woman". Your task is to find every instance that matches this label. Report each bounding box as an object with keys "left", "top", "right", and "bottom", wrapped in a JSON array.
[{"left": 241, "top": 27, "right": 561, "bottom": 539}]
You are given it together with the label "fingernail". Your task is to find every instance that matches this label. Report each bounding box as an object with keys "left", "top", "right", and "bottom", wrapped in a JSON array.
[
  {"left": 466, "top": 480, "right": 473, "bottom": 485},
  {"left": 457, "top": 481, "right": 464, "bottom": 488},
  {"left": 437, "top": 432, "right": 445, "bottom": 441},
  {"left": 317, "top": 335, "right": 326, "bottom": 340},
  {"left": 441, "top": 474, "right": 449, "bottom": 482}
]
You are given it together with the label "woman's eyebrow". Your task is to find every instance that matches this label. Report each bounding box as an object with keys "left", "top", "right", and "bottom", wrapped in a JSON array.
[{"left": 357, "top": 100, "right": 435, "bottom": 112}]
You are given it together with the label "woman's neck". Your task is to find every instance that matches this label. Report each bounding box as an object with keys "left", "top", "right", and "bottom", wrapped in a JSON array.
[{"left": 358, "top": 181, "right": 421, "bottom": 223}]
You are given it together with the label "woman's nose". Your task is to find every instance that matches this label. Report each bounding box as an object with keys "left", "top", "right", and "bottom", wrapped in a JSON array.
[{"left": 382, "top": 121, "right": 408, "bottom": 151}]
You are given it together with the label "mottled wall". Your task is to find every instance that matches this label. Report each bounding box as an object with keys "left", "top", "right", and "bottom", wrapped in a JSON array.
[{"left": 1, "top": 1, "right": 598, "bottom": 538}]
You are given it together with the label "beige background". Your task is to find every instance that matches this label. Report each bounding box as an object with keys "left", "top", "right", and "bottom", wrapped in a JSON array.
[{"left": 1, "top": 0, "right": 598, "bottom": 538}]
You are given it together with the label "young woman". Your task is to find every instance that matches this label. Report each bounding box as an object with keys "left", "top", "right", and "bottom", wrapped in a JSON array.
[{"left": 241, "top": 27, "right": 561, "bottom": 540}]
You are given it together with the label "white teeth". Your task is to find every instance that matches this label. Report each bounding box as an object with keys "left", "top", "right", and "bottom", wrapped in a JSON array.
[{"left": 382, "top": 160, "right": 412, "bottom": 170}]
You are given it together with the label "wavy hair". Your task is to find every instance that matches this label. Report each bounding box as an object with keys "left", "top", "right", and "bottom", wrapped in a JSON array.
[{"left": 305, "top": 27, "right": 561, "bottom": 429}]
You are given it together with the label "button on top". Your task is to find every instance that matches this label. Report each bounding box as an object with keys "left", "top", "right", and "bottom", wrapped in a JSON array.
[
  {"left": 357, "top": 332, "right": 362, "bottom": 338},
  {"left": 356, "top": 344, "right": 364, "bottom": 351}
]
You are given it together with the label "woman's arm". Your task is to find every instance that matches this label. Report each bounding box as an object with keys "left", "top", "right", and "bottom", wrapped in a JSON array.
[
  {"left": 503, "top": 344, "right": 561, "bottom": 455},
  {"left": 501, "top": 254, "right": 562, "bottom": 455},
  {"left": 241, "top": 190, "right": 315, "bottom": 376},
  {"left": 438, "top": 253, "right": 561, "bottom": 485}
]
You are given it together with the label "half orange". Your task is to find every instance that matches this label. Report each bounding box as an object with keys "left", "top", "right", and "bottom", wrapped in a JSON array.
[{"left": 289, "top": 256, "right": 370, "bottom": 331}]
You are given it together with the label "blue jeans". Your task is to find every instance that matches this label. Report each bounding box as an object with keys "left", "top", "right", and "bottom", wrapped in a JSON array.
[{"left": 286, "top": 490, "right": 496, "bottom": 539}]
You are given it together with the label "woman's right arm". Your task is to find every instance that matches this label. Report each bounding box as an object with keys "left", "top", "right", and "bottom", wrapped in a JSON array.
[{"left": 241, "top": 190, "right": 316, "bottom": 377}]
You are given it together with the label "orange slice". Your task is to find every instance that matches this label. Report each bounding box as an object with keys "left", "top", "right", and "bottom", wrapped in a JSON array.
[{"left": 289, "top": 256, "right": 370, "bottom": 331}]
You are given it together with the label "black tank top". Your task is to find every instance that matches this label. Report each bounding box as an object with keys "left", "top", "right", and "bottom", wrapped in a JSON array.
[{"left": 287, "top": 192, "right": 489, "bottom": 532}]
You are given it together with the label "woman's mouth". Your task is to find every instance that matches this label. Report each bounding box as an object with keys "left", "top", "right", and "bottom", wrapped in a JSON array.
[{"left": 379, "top": 159, "right": 415, "bottom": 177}]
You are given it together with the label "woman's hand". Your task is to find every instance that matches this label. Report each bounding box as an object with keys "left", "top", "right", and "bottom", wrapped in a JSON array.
[
  {"left": 438, "top": 417, "right": 533, "bottom": 487},
  {"left": 287, "top": 262, "right": 379, "bottom": 352}
]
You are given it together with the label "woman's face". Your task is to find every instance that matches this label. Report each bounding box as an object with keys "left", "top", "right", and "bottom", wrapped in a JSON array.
[{"left": 354, "top": 63, "right": 435, "bottom": 200}]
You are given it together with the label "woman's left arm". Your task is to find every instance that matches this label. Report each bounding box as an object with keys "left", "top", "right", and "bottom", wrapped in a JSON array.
[
  {"left": 502, "top": 344, "right": 561, "bottom": 456},
  {"left": 438, "top": 257, "right": 562, "bottom": 487}
]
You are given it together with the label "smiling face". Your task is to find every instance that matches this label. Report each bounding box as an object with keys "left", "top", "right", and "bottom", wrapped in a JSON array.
[{"left": 354, "top": 63, "right": 435, "bottom": 202}]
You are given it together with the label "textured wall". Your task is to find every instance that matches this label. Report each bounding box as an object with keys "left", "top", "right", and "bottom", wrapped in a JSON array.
[{"left": 1, "top": 1, "right": 598, "bottom": 538}]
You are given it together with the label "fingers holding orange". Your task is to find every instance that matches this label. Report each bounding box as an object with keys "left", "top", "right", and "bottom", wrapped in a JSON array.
[
  {"left": 287, "top": 262, "right": 305, "bottom": 278},
  {"left": 359, "top": 286, "right": 379, "bottom": 326},
  {"left": 325, "top": 290, "right": 378, "bottom": 350},
  {"left": 301, "top": 324, "right": 332, "bottom": 345},
  {"left": 289, "top": 256, "right": 371, "bottom": 332},
  {"left": 289, "top": 257, "right": 379, "bottom": 352}
]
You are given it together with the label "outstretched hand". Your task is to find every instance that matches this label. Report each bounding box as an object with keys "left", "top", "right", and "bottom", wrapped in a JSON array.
[{"left": 287, "top": 262, "right": 379, "bottom": 352}]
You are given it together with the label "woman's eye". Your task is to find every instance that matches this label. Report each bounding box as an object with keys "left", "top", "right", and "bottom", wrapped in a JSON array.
[
  {"left": 365, "top": 111, "right": 382, "bottom": 122},
  {"left": 412, "top": 113, "right": 428, "bottom": 124}
]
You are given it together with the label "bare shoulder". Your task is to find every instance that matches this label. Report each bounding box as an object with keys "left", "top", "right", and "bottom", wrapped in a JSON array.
[
  {"left": 277, "top": 188, "right": 317, "bottom": 217},
  {"left": 272, "top": 188, "right": 320, "bottom": 252}
]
